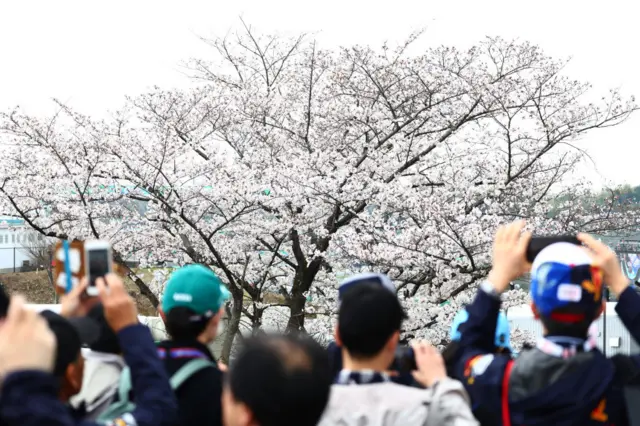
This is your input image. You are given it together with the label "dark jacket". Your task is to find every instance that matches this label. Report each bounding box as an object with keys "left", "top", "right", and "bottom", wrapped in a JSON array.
[
  {"left": 453, "top": 285, "right": 640, "bottom": 426},
  {"left": 0, "top": 324, "right": 178, "bottom": 426},
  {"left": 156, "top": 340, "right": 223, "bottom": 426}
]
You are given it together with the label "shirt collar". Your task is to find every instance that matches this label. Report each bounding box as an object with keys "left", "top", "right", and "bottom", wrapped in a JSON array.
[
  {"left": 537, "top": 335, "right": 596, "bottom": 358},
  {"left": 335, "top": 369, "right": 392, "bottom": 385}
]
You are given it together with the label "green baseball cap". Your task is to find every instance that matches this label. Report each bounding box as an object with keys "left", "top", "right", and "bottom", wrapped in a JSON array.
[{"left": 162, "top": 265, "right": 231, "bottom": 317}]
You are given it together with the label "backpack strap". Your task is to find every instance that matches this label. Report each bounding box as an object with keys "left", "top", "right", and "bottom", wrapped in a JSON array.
[
  {"left": 502, "top": 359, "right": 515, "bottom": 426},
  {"left": 170, "top": 358, "right": 215, "bottom": 389},
  {"left": 110, "top": 359, "right": 213, "bottom": 406}
]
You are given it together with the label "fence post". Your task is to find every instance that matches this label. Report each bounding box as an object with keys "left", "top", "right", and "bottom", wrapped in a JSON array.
[{"left": 12, "top": 247, "right": 15, "bottom": 273}]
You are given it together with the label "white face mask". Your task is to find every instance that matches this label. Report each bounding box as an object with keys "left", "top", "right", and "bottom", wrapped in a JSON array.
[{"left": 216, "top": 318, "right": 225, "bottom": 336}]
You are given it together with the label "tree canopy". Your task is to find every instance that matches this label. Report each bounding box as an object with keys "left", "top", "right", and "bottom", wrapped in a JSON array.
[{"left": 0, "top": 25, "right": 637, "bottom": 357}]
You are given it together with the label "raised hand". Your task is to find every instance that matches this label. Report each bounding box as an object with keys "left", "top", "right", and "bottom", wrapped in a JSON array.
[
  {"left": 578, "top": 233, "right": 629, "bottom": 297},
  {"left": 96, "top": 274, "right": 139, "bottom": 332},
  {"left": 0, "top": 295, "right": 57, "bottom": 376},
  {"left": 411, "top": 341, "right": 447, "bottom": 388},
  {"left": 487, "top": 220, "right": 532, "bottom": 293}
]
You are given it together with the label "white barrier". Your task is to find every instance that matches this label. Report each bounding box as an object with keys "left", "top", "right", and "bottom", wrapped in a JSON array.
[
  {"left": 26, "top": 304, "right": 169, "bottom": 341},
  {"left": 507, "top": 303, "right": 640, "bottom": 355}
]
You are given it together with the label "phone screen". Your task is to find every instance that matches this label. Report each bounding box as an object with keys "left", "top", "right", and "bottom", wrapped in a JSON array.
[{"left": 88, "top": 249, "right": 110, "bottom": 287}]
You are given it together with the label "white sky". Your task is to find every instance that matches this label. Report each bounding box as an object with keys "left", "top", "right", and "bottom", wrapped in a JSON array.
[{"left": 1, "top": 0, "right": 638, "bottom": 188}]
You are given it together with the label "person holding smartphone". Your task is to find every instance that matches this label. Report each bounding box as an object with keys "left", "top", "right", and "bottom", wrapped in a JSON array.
[
  {"left": 453, "top": 221, "right": 640, "bottom": 426},
  {"left": 0, "top": 274, "right": 179, "bottom": 426}
]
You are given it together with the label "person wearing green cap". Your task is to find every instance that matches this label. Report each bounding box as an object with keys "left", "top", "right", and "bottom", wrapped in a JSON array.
[{"left": 157, "top": 264, "right": 231, "bottom": 426}]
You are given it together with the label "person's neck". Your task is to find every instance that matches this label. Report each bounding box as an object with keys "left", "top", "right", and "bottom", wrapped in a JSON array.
[
  {"left": 543, "top": 333, "right": 587, "bottom": 341},
  {"left": 342, "top": 351, "right": 390, "bottom": 372}
]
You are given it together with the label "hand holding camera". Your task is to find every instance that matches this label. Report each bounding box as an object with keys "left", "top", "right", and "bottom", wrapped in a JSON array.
[{"left": 411, "top": 341, "right": 447, "bottom": 388}]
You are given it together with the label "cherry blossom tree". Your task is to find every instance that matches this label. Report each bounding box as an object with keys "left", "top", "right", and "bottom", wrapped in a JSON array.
[{"left": 0, "top": 24, "right": 637, "bottom": 357}]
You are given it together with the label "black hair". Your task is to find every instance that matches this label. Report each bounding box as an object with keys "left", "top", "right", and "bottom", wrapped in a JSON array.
[
  {"left": 338, "top": 283, "right": 405, "bottom": 359},
  {"left": 40, "top": 311, "right": 83, "bottom": 377},
  {"left": 164, "top": 307, "right": 211, "bottom": 341},
  {"left": 0, "top": 285, "right": 8, "bottom": 318},
  {"left": 228, "top": 333, "right": 332, "bottom": 426},
  {"left": 541, "top": 305, "right": 596, "bottom": 339}
]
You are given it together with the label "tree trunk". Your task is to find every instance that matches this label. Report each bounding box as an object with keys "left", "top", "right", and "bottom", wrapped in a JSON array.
[
  {"left": 220, "top": 292, "right": 243, "bottom": 363},
  {"left": 285, "top": 292, "right": 307, "bottom": 333},
  {"left": 129, "top": 274, "right": 159, "bottom": 307},
  {"left": 112, "top": 257, "right": 159, "bottom": 307}
]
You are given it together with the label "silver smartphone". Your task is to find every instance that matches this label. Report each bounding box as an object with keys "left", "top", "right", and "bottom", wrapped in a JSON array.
[{"left": 84, "top": 240, "right": 113, "bottom": 297}]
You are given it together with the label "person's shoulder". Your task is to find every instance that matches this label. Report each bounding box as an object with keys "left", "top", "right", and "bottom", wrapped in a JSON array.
[
  {"left": 329, "top": 382, "right": 426, "bottom": 403},
  {"left": 176, "top": 363, "right": 223, "bottom": 395},
  {"left": 321, "top": 383, "right": 432, "bottom": 424}
]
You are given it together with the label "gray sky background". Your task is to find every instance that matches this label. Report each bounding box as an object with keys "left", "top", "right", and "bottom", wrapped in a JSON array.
[{"left": 1, "top": 0, "right": 638, "bottom": 189}]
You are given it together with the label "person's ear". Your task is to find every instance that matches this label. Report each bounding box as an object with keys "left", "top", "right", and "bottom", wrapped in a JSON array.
[
  {"left": 386, "top": 330, "right": 400, "bottom": 354},
  {"left": 237, "top": 401, "right": 257, "bottom": 426},
  {"left": 223, "top": 385, "right": 257, "bottom": 426},
  {"left": 334, "top": 325, "right": 342, "bottom": 347},
  {"left": 65, "top": 361, "right": 83, "bottom": 393},
  {"left": 530, "top": 302, "right": 540, "bottom": 319},
  {"left": 212, "top": 306, "right": 225, "bottom": 328}
]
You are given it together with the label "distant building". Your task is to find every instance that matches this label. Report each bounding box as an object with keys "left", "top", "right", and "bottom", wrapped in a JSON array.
[{"left": 0, "top": 216, "right": 47, "bottom": 273}]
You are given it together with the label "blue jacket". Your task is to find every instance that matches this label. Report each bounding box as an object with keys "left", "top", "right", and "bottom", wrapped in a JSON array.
[
  {"left": 0, "top": 324, "right": 178, "bottom": 426},
  {"left": 454, "top": 285, "right": 640, "bottom": 426}
]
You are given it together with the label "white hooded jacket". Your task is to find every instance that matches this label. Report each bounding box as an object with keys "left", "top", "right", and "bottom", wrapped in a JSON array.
[
  {"left": 70, "top": 349, "right": 126, "bottom": 421},
  {"left": 318, "top": 376, "right": 479, "bottom": 426}
]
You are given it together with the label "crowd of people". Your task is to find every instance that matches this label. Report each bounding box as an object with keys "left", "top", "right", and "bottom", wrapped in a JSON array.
[{"left": 0, "top": 220, "right": 639, "bottom": 425}]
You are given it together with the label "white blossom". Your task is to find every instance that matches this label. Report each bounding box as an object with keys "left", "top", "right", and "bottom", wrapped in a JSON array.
[{"left": 0, "top": 27, "right": 636, "bottom": 356}]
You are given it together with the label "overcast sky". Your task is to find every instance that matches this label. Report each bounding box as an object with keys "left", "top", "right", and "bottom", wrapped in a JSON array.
[{"left": 1, "top": 0, "right": 638, "bottom": 188}]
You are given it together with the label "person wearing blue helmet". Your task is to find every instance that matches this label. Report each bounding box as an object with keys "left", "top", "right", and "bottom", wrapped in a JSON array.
[
  {"left": 443, "top": 309, "right": 512, "bottom": 380},
  {"left": 443, "top": 308, "right": 514, "bottom": 424}
]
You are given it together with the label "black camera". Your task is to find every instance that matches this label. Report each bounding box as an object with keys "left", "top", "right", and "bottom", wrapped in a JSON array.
[{"left": 391, "top": 346, "right": 416, "bottom": 373}]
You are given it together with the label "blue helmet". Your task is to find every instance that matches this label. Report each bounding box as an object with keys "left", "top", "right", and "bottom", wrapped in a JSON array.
[{"left": 449, "top": 309, "right": 511, "bottom": 351}]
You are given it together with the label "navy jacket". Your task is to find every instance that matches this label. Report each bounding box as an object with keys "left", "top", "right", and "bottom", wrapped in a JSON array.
[
  {"left": 156, "top": 340, "right": 223, "bottom": 426},
  {"left": 454, "top": 285, "right": 640, "bottom": 426},
  {"left": 0, "top": 324, "right": 178, "bottom": 426}
]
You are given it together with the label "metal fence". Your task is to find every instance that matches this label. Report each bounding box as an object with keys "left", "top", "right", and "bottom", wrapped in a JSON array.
[{"left": 0, "top": 246, "right": 52, "bottom": 274}]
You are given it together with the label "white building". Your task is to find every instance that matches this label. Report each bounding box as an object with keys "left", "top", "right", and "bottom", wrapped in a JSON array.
[{"left": 0, "top": 216, "right": 47, "bottom": 273}]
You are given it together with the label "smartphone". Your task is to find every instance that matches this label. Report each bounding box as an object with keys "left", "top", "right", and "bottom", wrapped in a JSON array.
[
  {"left": 526, "top": 236, "right": 580, "bottom": 263},
  {"left": 84, "top": 240, "right": 113, "bottom": 297}
]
